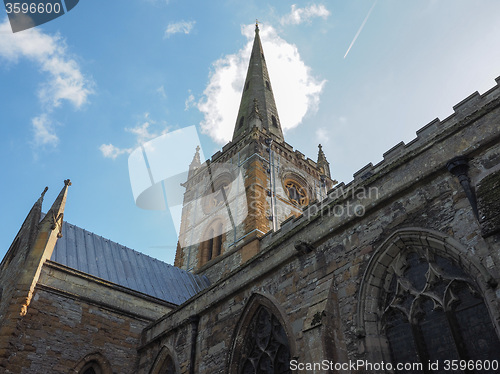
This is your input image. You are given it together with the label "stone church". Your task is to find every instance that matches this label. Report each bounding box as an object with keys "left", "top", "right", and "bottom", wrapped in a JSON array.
[{"left": 1, "top": 24, "right": 500, "bottom": 373}]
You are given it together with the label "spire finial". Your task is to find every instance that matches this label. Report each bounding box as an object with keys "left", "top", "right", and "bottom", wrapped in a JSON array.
[
  {"left": 190, "top": 145, "right": 201, "bottom": 169},
  {"left": 317, "top": 144, "right": 331, "bottom": 179},
  {"left": 255, "top": 19, "right": 260, "bottom": 32}
]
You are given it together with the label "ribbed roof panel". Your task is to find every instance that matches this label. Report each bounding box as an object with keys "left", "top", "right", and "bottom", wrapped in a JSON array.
[{"left": 51, "top": 221, "right": 210, "bottom": 305}]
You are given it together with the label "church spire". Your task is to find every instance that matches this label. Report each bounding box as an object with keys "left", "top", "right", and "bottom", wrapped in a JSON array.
[{"left": 232, "top": 22, "right": 284, "bottom": 142}]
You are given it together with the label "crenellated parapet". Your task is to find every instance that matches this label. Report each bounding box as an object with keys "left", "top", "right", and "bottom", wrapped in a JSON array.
[{"left": 267, "top": 75, "right": 500, "bottom": 244}]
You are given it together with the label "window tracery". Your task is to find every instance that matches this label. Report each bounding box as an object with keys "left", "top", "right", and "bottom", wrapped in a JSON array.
[
  {"left": 283, "top": 179, "right": 308, "bottom": 206},
  {"left": 382, "top": 250, "right": 500, "bottom": 373},
  {"left": 239, "top": 306, "right": 291, "bottom": 374}
]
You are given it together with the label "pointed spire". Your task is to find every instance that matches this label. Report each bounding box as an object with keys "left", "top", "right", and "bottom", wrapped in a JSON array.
[
  {"left": 28, "top": 186, "right": 48, "bottom": 220},
  {"left": 25, "top": 186, "right": 48, "bottom": 244},
  {"left": 6, "top": 186, "right": 48, "bottom": 259},
  {"left": 191, "top": 145, "right": 201, "bottom": 166},
  {"left": 30, "top": 186, "right": 48, "bottom": 221},
  {"left": 317, "top": 144, "right": 331, "bottom": 178},
  {"left": 40, "top": 179, "right": 71, "bottom": 238},
  {"left": 189, "top": 146, "right": 201, "bottom": 176},
  {"left": 232, "top": 23, "right": 284, "bottom": 142}
]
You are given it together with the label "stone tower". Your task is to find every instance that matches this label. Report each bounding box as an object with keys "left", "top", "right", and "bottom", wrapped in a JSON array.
[{"left": 174, "top": 24, "right": 335, "bottom": 272}]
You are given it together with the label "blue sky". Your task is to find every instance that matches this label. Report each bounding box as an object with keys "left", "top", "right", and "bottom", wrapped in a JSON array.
[{"left": 1, "top": 0, "right": 500, "bottom": 265}]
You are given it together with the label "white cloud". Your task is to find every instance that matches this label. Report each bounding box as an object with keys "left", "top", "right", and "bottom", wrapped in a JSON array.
[
  {"left": 99, "top": 144, "right": 131, "bottom": 160},
  {"left": 126, "top": 113, "right": 159, "bottom": 145},
  {"left": 315, "top": 127, "right": 330, "bottom": 144},
  {"left": 164, "top": 20, "right": 195, "bottom": 38},
  {"left": 100, "top": 113, "right": 169, "bottom": 159},
  {"left": 156, "top": 85, "right": 167, "bottom": 99},
  {"left": 280, "top": 4, "right": 331, "bottom": 25},
  {"left": 0, "top": 18, "right": 93, "bottom": 148},
  {"left": 32, "top": 114, "right": 58, "bottom": 147},
  {"left": 184, "top": 91, "right": 195, "bottom": 110},
  {"left": 197, "top": 24, "right": 326, "bottom": 144}
]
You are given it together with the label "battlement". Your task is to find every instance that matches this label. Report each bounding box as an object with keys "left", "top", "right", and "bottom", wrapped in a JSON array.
[
  {"left": 266, "top": 75, "right": 500, "bottom": 244},
  {"left": 349, "top": 75, "right": 500, "bottom": 183}
]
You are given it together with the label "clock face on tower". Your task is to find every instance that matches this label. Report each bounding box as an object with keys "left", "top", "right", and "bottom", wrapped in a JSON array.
[{"left": 283, "top": 179, "right": 308, "bottom": 206}]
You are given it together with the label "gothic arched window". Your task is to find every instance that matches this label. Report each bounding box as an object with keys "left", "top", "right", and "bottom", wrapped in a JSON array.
[
  {"left": 149, "top": 346, "right": 179, "bottom": 374},
  {"left": 79, "top": 361, "right": 102, "bottom": 374},
  {"left": 73, "top": 353, "right": 111, "bottom": 374},
  {"left": 239, "top": 306, "right": 291, "bottom": 374},
  {"left": 357, "top": 230, "right": 500, "bottom": 374},
  {"left": 157, "top": 355, "right": 175, "bottom": 374},
  {"left": 382, "top": 251, "right": 500, "bottom": 371}
]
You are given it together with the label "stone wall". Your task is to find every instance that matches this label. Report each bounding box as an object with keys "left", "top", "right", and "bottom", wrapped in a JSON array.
[{"left": 1, "top": 261, "right": 173, "bottom": 373}]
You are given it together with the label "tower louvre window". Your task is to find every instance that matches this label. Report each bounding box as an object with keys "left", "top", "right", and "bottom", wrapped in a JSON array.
[
  {"left": 266, "top": 81, "right": 270, "bottom": 90},
  {"left": 272, "top": 115, "right": 278, "bottom": 127},
  {"left": 200, "top": 221, "right": 224, "bottom": 266},
  {"left": 207, "top": 231, "right": 214, "bottom": 261},
  {"left": 245, "top": 81, "right": 250, "bottom": 91},
  {"left": 214, "top": 223, "right": 223, "bottom": 257},
  {"left": 239, "top": 116, "right": 244, "bottom": 128}
]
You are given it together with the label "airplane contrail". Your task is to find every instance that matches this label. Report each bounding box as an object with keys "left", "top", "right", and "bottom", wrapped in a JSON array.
[{"left": 344, "top": 1, "right": 377, "bottom": 59}]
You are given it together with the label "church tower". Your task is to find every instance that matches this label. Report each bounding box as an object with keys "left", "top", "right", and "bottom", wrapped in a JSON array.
[{"left": 174, "top": 23, "right": 335, "bottom": 272}]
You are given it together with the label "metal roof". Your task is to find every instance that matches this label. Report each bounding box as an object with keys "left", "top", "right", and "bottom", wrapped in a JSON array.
[{"left": 51, "top": 221, "right": 210, "bottom": 305}]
